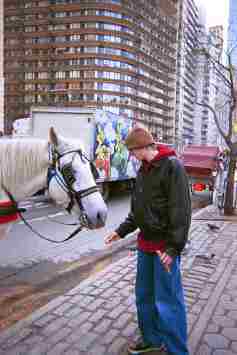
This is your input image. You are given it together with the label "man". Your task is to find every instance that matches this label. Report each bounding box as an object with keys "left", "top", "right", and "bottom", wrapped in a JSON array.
[{"left": 105, "top": 127, "right": 191, "bottom": 355}]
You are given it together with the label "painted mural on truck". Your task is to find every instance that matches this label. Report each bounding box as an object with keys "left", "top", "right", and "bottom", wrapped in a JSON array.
[{"left": 94, "top": 110, "right": 138, "bottom": 180}]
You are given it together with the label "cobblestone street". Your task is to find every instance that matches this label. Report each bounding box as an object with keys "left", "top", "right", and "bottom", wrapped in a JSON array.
[{"left": 0, "top": 205, "right": 237, "bottom": 354}]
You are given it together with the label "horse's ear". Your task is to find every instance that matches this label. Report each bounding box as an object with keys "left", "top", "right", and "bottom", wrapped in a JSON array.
[{"left": 49, "top": 127, "right": 58, "bottom": 146}]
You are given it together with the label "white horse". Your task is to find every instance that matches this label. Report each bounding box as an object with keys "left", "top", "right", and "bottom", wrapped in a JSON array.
[{"left": 0, "top": 127, "right": 108, "bottom": 239}]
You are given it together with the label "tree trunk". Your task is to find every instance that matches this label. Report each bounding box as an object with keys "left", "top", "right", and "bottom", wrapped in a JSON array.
[{"left": 224, "top": 154, "right": 236, "bottom": 215}]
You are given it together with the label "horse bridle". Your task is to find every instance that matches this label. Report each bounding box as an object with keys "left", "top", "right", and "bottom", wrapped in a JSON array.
[
  {"left": 0, "top": 146, "right": 102, "bottom": 244},
  {"left": 48, "top": 144, "right": 100, "bottom": 221}
]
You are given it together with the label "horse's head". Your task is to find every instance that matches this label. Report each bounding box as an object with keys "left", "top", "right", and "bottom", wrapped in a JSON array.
[{"left": 48, "top": 128, "right": 108, "bottom": 229}]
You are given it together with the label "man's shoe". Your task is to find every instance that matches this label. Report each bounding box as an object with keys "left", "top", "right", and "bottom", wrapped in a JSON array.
[{"left": 128, "top": 339, "right": 166, "bottom": 354}]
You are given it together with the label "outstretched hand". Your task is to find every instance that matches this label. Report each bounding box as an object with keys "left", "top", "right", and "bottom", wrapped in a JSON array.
[
  {"left": 156, "top": 250, "right": 173, "bottom": 273},
  {"left": 105, "top": 231, "right": 121, "bottom": 245}
]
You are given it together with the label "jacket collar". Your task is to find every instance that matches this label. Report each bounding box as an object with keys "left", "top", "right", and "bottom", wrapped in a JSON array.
[{"left": 141, "top": 144, "right": 176, "bottom": 172}]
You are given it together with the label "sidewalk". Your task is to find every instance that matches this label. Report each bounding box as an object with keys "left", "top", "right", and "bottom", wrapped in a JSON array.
[{"left": 1, "top": 205, "right": 237, "bottom": 355}]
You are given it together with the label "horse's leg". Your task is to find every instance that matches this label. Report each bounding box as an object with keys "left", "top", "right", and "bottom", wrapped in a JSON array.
[{"left": 0, "top": 222, "right": 13, "bottom": 240}]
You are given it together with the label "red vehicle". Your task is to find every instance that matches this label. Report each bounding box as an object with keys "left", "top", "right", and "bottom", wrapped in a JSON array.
[{"left": 180, "top": 145, "right": 221, "bottom": 196}]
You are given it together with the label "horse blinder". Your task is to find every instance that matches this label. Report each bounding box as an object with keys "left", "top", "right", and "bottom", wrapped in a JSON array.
[
  {"left": 90, "top": 162, "right": 100, "bottom": 180},
  {"left": 60, "top": 163, "right": 76, "bottom": 187}
]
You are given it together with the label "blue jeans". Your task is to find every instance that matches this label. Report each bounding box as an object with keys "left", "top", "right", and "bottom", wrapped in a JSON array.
[{"left": 136, "top": 250, "right": 189, "bottom": 355}]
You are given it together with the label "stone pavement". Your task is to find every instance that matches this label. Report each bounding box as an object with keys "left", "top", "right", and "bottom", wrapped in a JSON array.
[{"left": 0, "top": 205, "right": 237, "bottom": 355}]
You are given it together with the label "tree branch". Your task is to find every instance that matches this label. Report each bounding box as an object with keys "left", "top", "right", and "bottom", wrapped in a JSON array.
[
  {"left": 227, "top": 54, "right": 237, "bottom": 141},
  {"left": 196, "top": 101, "right": 231, "bottom": 146}
]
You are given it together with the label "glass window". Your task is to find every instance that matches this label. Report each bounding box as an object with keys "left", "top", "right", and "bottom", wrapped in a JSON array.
[
  {"left": 70, "top": 23, "right": 80, "bottom": 29},
  {"left": 25, "top": 95, "right": 35, "bottom": 103},
  {"left": 55, "top": 71, "right": 66, "bottom": 79},
  {"left": 38, "top": 72, "right": 48, "bottom": 79},
  {"left": 70, "top": 34, "right": 80, "bottom": 41},
  {"left": 86, "top": 94, "right": 94, "bottom": 101},
  {"left": 55, "top": 12, "right": 67, "bottom": 17},
  {"left": 25, "top": 26, "right": 36, "bottom": 32},
  {"left": 25, "top": 84, "right": 35, "bottom": 90},
  {"left": 84, "top": 82, "right": 95, "bottom": 90},
  {"left": 38, "top": 1, "right": 48, "bottom": 6},
  {"left": 84, "top": 71, "right": 95, "bottom": 78},
  {"left": 69, "top": 70, "right": 80, "bottom": 79},
  {"left": 25, "top": 72, "right": 35, "bottom": 80}
]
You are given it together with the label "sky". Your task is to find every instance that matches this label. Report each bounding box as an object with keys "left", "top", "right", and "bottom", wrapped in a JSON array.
[
  {"left": 196, "top": 0, "right": 229, "bottom": 48},
  {"left": 197, "top": 0, "right": 229, "bottom": 28}
]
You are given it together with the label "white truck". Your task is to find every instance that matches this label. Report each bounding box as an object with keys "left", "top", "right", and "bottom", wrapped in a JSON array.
[{"left": 15, "top": 106, "right": 138, "bottom": 198}]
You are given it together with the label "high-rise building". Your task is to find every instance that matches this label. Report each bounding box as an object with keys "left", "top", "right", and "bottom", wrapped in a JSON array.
[
  {"left": 207, "top": 26, "right": 224, "bottom": 146},
  {"left": 194, "top": 22, "right": 224, "bottom": 146},
  {"left": 175, "top": 0, "right": 199, "bottom": 148},
  {"left": 4, "top": 0, "right": 179, "bottom": 142},
  {"left": 0, "top": 0, "right": 4, "bottom": 133},
  {"left": 193, "top": 10, "right": 208, "bottom": 145},
  {"left": 228, "top": 0, "right": 237, "bottom": 69}
]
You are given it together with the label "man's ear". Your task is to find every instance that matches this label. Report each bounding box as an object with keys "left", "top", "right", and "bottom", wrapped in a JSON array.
[{"left": 49, "top": 127, "right": 58, "bottom": 146}]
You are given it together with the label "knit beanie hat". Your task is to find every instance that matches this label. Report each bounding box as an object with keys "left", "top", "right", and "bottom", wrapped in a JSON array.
[{"left": 125, "top": 127, "right": 155, "bottom": 150}]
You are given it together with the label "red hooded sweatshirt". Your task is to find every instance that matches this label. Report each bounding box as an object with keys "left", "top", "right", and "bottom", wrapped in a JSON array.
[{"left": 137, "top": 144, "right": 176, "bottom": 253}]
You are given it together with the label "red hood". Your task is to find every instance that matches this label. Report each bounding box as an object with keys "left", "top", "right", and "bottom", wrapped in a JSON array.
[
  {"left": 155, "top": 144, "right": 176, "bottom": 161},
  {"left": 142, "top": 144, "right": 176, "bottom": 171}
]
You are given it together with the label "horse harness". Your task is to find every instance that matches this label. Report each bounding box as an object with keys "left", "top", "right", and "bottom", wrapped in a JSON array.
[
  {"left": 47, "top": 144, "right": 100, "bottom": 216},
  {"left": 0, "top": 145, "right": 101, "bottom": 243}
]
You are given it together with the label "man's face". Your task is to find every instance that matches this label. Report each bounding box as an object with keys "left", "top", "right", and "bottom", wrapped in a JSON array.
[{"left": 129, "top": 147, "right": 146, "bottom": 161}]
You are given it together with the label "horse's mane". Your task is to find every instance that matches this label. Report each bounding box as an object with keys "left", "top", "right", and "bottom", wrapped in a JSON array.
[{"left": 0, "top": 138, "right": 49, "bottom": 196}]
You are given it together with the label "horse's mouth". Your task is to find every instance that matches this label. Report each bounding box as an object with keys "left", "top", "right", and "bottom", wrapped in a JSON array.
[
  {"left": 87, "top": 221, "right": 105, "bottom": 230},
  {"left": 83, "top": 209, "right": 107, "bottom": 229}
]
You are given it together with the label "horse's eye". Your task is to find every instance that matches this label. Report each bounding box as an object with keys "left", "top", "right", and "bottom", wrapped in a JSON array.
[{"left": 90, "top": 162, "right": 99, "bottom": 180}]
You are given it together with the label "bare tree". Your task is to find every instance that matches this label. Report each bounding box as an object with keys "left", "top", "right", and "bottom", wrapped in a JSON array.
[{"left": 195, "top": 45, "right": 237, "bottom": 215}]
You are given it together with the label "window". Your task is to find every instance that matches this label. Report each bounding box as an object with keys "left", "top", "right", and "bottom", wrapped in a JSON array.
[
  {"left": 38, "top": 72, "right": 48, "bottom": 79},
  {"left": 55, "top": 12, "right": 67, "bottom": 17},
  {"left": 55, "top": 36, "right": 67, "bottom": 43},
  {"left": 86, "top": 94, "right": 94, "bottom": 101},
  {"left": 25, "top": 72, "right": 35, "bottom": 80},
  {"left": 69, "top": 70, "right": 80, "bottom": 79},
  {"left": 25, "top": 84, "right": 35, "bottom": 90},
  {"left": 70, "top": 11, "right": 81, "bottom": 16},
  {"left": 70, "top": 34, "right": 80, "bottom": 41},
  {"left": 25, "top": 26, "right": 36, "bottom": 32},
  {"left": 84, "top": 82, "right": 95, "bottom": 90},
  {"left": 70, "top": 59, "right": 81, "bottom": 65},
  {"left": 25, "top": 95, "right": 35, "bottom": 103},
  {"left": 70, "top": 23, "right": 80, "bottom": 29},
  {"left": 84, "top": 71, "right": 95, "bottom": 78},
  {"left": 55, "top": 71, "right": 66, "bottom": 79},
  {"left": 68, "top": 82, "right": 81, "bottom": 89},
  {"left": 38, "top": 1, "right": 48, "bottom": 6},
  {"left": 84, "top": 47, "right": 97, "bottom": 53},
  {"left": 24, "top": 2, "right": 32, "bottom": 8}
]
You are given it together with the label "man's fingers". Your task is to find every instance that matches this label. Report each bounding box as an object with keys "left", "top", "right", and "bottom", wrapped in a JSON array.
[
  {"left": 105, "top": 235, "right": 113, "bottom": 244},
  {"left": 105, "top": 233, "right": 120, "bottom": 244},
  {"left": 156, "top": 251, "right": 172, "bottom": 273}
]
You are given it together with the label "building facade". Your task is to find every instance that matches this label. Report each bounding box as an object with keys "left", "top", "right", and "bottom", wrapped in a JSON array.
[
  {"left": 0, "top": 0, "right": 4, "bottom": 133},
  {"left": 193, "top": 21, "right": 224, "bottom": 146},
  {"left": 228, "top": 0, "right": 237, "bottom": 70},
  {"left": 4, "top": 0, "right": 179, "bottom": 142},
  {"left": 175, "top": 0, "right": 199, "bottom": 149},
  {"left": 206, "top": 26, "right": 224, "bottom": 146},
  {"left": 193, "top": 12, "right": 209, "bottom": 145}
]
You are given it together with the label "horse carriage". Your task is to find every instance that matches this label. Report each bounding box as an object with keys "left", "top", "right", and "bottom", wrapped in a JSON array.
[
  {"left": 0, "top": 128, "right": 108, "bottom": 240},
  {"left": 180, "top": 145, "right": 222, "bottom": 203}
]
